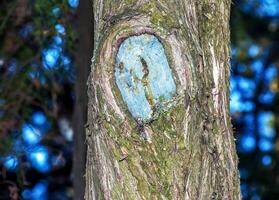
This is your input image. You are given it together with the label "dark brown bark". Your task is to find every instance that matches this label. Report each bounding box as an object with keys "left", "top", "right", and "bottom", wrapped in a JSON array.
[{"left": 73, "top": 0, "right": 93, "bottom": 199}]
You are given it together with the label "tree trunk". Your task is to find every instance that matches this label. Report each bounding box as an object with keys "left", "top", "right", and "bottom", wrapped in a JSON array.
[
  {"left": 73, "top": 0, "right": 93, "bottom": 199},
  {"left": 85, "top": 0, "right": 241, "bottom": 199}
]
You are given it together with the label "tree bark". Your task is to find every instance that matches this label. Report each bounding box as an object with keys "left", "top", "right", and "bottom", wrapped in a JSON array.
[
  {"left": 73, "top": 0, "right": 93, "bottom": 199},
  {"left": 85, "top": 0, "right": 241, "bottom": 199}
]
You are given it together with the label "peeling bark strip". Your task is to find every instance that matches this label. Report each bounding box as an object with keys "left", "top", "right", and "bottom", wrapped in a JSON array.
[{"left": 86, "top": 0, "right": 241, "bottom": 200}]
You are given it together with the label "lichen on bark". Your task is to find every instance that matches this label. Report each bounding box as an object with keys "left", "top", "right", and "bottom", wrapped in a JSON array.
[
  {"left": 114, "top": 33, "right": 177, "bottom": 122},
  {"left": 85, "top": 0, "right": 241, "bottom": 199}
]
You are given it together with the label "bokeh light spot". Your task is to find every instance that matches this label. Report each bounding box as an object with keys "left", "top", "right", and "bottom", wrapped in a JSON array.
[
  {"left": 248, "top": 44, "right": 260, "bottom": 57},
  {"left": 55, "top": 24, "right": 66, "bottom": 35},
  {"left": 42, "top": 47, "right": 61, "bottom": 69},
  {"left": 258, "top": 112, "right": 275, "bottom": 139},
  {"left": 259, "top": 138, "right": 273, "bottom": 152},
  {"left": 22, "top": 124, "right": 42, "bottom": 145},
  {"left": 27, "top": 146, "right": 50, "bottom": 173},
  {"left": 240, "top": 134, "right": 256, "bottom": 153},
  {"left": 261, "top": 155, "right": 272, "bottom": 166},
  {"left": 52, "top": 7, "right": 61, "bottom": 17},
  {"left": 68, "top": 0, "right": 79, "bottom": 8},
  {"left": 3, "top": 156, "right": 18, "bottom": 171},
  {"left": 31, "top": 112, "right": 47, "bottom": 126},
  {"left": 22, "top": 181, "right": 48, "bottom": 200}
]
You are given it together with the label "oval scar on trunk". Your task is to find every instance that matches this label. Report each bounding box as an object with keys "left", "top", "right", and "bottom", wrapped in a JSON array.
[{"left": 114, "top": 33, "right": 176, "bottom": 122}]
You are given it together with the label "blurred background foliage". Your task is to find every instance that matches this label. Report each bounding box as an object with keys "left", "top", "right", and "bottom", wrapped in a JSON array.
[
  {"left": 0, "top": 0, "right": 279, "bottom": 199},
  {"left": 231, "top": 0, "right": 279, "bottom": 199},
  {"left": 0, "top": 0, "right": 78, "bottom": 199}
]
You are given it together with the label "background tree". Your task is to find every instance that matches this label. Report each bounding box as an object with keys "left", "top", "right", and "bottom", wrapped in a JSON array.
[
  {"left": 73, "top": 0, "right": 93, "bottom": 199},
  {"left": 85, "top": 0, "right": 241, "bottom": 199}
]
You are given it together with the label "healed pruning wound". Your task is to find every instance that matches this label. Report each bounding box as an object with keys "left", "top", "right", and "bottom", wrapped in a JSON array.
[{"left": 114, "top": 33, "right": 176, "bottom": 121}]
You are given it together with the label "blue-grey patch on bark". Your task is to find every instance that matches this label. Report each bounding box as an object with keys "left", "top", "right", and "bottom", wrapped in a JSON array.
[{"left": 114, "top": 33, "right": 176, "bottom": 121}]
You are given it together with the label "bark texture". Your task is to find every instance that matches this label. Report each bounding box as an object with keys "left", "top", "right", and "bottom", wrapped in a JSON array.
[{"left": 85, "top": 0, "right": 241, "bottom": 199}]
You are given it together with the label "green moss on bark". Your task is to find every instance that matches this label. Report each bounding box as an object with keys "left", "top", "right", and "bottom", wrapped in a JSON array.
[{"left": 101, "top": 102, "right": 186, "bottom": 198}]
